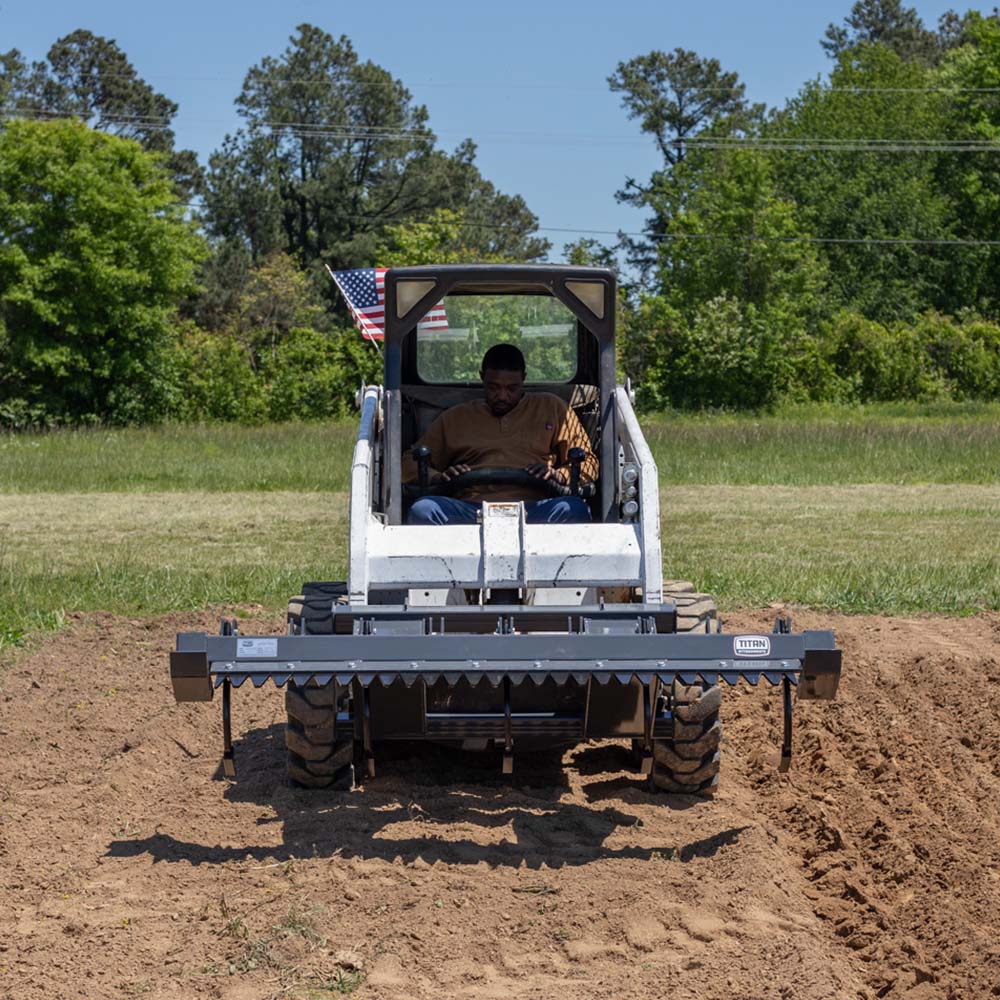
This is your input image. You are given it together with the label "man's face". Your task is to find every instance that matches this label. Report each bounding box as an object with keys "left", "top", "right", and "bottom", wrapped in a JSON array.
[{"left": 481, "top": 367, "right": 525, "bottom": 417}]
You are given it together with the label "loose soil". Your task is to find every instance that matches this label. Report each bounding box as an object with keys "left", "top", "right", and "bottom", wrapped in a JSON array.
[{"left": 1, "top": 609, "right": 999, "bottom": 1000}]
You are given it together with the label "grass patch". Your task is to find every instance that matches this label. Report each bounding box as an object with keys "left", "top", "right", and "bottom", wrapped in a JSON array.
[
  {"left": 1, "top": 406, "right": 997, "bottom": 639},
  {"left": 663, "top": 484, "right": 1000, "bottom": 614},
  {"left": 646, "top": 402, "right": 1000, "bottom": 485},
  {"left": 0, "top": 422, "right": 357, "bottom": 493},
  {"left": 0, "top": 484, "right": 995, "bottom": 638},
  {"left": 0, "top": 492, "right": 348, "bottom": 637},
  {"left": 2, "top": 403, "right": 998, "bottom": 493}
]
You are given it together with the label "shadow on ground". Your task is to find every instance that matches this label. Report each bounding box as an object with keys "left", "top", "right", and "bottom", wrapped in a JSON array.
[{"left": 108, "top": 723, "right": 746, "bottom": 870}]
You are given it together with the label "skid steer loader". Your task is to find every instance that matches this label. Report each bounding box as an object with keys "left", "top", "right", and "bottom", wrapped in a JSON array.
[{"left": 170, "top": 265, "right": 841, "bottom": 794}]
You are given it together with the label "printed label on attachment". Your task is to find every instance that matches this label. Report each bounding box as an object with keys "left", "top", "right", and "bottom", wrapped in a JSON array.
[
  {"left": 237, "top": 638, "right": 278, "bottom": 658},
  {"left": 734, "top": 635, "right": 771, "bottom": 657}
]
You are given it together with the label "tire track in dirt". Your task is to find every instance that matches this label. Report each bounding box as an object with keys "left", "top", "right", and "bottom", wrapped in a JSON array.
[{"left": 1, "top": 610, "right": 997, "bottom": 999}]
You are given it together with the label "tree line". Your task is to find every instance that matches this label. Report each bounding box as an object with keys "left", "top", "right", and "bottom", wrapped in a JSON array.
[
  {"left": 2, "top": 3, "right": 1000, "bottom": 425},
  {"left": 604, "top": 1, "right": 1000, "bottom": 408}
]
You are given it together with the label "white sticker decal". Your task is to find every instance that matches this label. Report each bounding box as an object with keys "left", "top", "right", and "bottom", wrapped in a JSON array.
[
  {"left": 237, "top": 638, "right": 278, "bottom": 658},
  {"left": 734, "top": 635, "right": 771, "bottom": 658}
]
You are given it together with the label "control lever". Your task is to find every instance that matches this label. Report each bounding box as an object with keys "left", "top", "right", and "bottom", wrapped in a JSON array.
[
  {"left": 567, "top": 447, "right": 585, "bottom": 496},
  {"left": 412, "top": 445, "right": 432, "bottom": 492}
]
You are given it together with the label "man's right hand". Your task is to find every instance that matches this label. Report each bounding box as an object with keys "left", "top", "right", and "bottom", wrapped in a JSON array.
[{"left": 432, "top": 463, "right": 472, "bottom": 483}]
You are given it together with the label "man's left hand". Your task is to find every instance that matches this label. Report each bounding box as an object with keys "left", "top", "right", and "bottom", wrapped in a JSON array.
[{"left": 526, "top": 464, "right": 568, "bottom": 486}]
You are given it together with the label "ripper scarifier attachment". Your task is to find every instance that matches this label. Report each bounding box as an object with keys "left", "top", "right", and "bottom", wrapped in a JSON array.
[{"left": 169, "top": 264, "right": 843, "bottom": 794}]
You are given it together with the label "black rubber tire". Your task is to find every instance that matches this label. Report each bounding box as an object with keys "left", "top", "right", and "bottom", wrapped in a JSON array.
[
  {"left": 650, "top": 586, "right": 722, "bottom": 796},
  {"left": 285, "top": 681, "right": 355, "bottom": 789},
  {"left": 287, "top": 583, "right": 347, "bottom": 636},
  {"left": 285, "top": 589, "right": 355, "bottom": 789}
]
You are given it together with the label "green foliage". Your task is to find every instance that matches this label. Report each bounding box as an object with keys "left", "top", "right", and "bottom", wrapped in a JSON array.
[
  {"left": 625, "top": 296, "right": 1000, "bottom": 411},
  {"left": 203, "top": 24, "right": 546, "bottom": 279},
  {"left": 375, "top": 208, "right": 513, "bottom": 266},
  {"left": 769, "top": 45, "right": 955, "bottom": 322},
  {"left": 228, "top": 252, "right": 325, "bottom": 367},
  {"left": 0, "top": 118, "right": 206, "bottom": 427},
  {"left": 607, "top": 47, "right": 760, "bottom": 271},
  {"left": 1, "top": 48, "right": 31, "bottom": 114},
  {"left": 650, "top": 148, "right": 827, "bottom": 319},
  {"left": 3, "top": 31, "right": 200, "bottom": 194},
  {"left": 170, "top": 323, "right": 379, "bottom": 424},
  {"left": 822, "top": 0, "right": 942, "bottom": 62},
  {"left": 629, "top": 295, "right": 798, "bottom": 410}
]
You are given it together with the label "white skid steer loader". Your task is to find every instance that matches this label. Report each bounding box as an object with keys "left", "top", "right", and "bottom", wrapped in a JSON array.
[{"left": 170, "top": 265, "right": 841, "bottom": 793}]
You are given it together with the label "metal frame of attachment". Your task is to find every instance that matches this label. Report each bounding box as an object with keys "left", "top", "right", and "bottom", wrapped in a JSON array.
[{"left": 171, "top": 606, "right": 841, "bottom": 780}]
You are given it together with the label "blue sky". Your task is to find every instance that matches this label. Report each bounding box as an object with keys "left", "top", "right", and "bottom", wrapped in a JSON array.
[{"left": 2, "top": 0, "right": 959, "bottom": 256}]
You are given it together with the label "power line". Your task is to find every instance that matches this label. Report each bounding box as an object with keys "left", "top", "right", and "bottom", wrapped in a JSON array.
[
  {"left": 168, "top": 201, "right": 1000, "bottom": 249},
  {"left": 10, "top": 109, "right": 1000, "bottom": 153},
  {"left": 22, "top": 67, "right": 1000, "bottom": 95}
]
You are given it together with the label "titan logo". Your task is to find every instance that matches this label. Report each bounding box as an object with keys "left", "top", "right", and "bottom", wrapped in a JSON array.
[{"left": 734, "top": 635, "right": 771, "bottom": 657}]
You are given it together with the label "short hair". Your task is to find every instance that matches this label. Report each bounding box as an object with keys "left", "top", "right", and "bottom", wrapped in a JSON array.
[{"left": 481, "top": 343, "right": 525, "bottom": 374}]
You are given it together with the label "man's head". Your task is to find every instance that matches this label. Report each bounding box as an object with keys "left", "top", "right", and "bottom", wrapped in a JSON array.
[{"left": 480, "top": 343, "right": 526, "bottom": 417}]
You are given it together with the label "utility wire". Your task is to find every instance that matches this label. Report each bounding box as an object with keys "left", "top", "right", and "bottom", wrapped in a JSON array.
[
  {"left": 10, "top": 109, "right": 1000, "bottom": 153},
  {"left": 167, "top": 201, "right": 1000, "bottom": 248},
  {"left": 22, "top": 68, "right": 1000, "bottom": 94}
]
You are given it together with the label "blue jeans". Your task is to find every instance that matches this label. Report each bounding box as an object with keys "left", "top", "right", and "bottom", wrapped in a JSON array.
[{"left": 407, "top": 495, "right": 591, "bottom": 526}]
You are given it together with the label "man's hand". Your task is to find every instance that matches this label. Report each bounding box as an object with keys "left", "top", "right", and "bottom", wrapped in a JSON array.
[
  {"left": 526, "top": 464, "right": 568, "bottom": 486},
  {"left": 432, "top": 463, "right": 472, "bottom": 483}
]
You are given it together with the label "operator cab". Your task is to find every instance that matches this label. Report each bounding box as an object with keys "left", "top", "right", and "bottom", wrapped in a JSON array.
[{"left": 381, "top": 265, "right": 618, "bottom": 524}]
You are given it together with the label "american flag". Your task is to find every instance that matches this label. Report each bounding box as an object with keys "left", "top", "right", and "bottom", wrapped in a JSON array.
[{"left": 329, "top": 266, "right": 448, "bottom": 341}]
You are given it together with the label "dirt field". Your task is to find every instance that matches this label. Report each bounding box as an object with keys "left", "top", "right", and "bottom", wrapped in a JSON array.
[{"left": 2, "top": 609, "right": 999, "bottom": 1000}]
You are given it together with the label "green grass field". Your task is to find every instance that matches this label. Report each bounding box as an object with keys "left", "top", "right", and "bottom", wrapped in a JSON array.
[{"left": 2, "top": 403, "right": 998, "bottom": 644}]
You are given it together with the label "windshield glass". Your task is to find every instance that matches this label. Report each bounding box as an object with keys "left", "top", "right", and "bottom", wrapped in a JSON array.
[{"left": 416, "top": 293, "right": 577, "bottom": 383}]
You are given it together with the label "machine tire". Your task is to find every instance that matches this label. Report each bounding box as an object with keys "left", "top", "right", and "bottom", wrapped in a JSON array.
[
  {"left": 651, "top": 587, "right": 722, "bottom": 796},
  {"left": 285, "top": 588, "right": 357, "bottom": 788},
  {"left": 285, "top": 681, "right": 355, "bottom": 789}
]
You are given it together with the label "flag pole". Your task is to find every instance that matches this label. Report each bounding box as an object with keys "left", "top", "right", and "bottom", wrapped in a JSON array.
[{"left": 324, "top": 263, "right": 384, "bottom": 360}]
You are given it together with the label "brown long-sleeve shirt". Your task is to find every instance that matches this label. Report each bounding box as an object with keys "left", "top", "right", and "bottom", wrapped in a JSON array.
[{"left": 401, "top": 392, "right": 599, "bottom": 502}]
